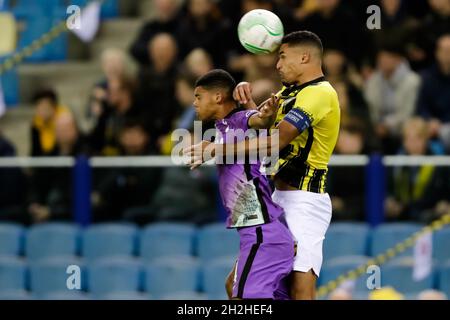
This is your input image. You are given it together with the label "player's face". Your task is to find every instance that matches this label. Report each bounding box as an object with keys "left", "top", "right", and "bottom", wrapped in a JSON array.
[
  {"left": 193, "top": 86, "right": 217, "bottom": 121},
  {"left": 277, "top": 44, "right": 303, "bottom": 85}
]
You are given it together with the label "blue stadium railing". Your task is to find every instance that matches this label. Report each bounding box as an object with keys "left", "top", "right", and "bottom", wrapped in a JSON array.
[{"left": 1, "top": 154, "right": 449, "bottom": 227}]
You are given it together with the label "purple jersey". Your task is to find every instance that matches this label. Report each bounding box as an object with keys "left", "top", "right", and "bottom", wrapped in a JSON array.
[{"left": 215, "top": 108, "right": 284, "bottom": 228}]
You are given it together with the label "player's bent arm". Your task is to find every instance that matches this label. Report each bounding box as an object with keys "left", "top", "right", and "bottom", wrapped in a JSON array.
[
  {"left": 183, "top": 119, "right": 303, "bottom": 168},
  {"left": 214, "top": 120, "right": 301, "bottom": 159},
  {"left": 247, "top": 111, "right": 275, "bottom": 129}
]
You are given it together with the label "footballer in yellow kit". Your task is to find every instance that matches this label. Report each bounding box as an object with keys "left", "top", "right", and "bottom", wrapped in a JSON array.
[{"left": 272, "top": 78, "right": 340, "bottom": 193}]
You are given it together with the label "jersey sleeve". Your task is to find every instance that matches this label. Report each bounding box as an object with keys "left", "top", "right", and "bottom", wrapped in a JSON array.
[
  {"left": 240, "top": 110, "right": 259, "bottom": 130},
  {"left": 283, "top": 86, "right": 330, "bottom": 132}
]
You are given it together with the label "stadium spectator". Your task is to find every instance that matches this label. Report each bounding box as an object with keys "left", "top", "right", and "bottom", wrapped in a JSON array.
[
  {"left": 334, "top": 81, "right": 370, "bottom": 126},
  {"left": 173, "top": 71, "right": 197, "bottom": 131},
  {"left": 123, "top": 132, "right": 217, "bottom": 225},
  {"left": 0, "top": 132, "right": 27, "bottom": 222},
  {"left": 323, "top": 49, "right": 363, "bottom": 87},
  {"left": 413, "top": 0, "right": 450, "bottom": 68},
  {"left": 249, "top": 78, "right": 279, "bottom": 105},
  {"left": 52, "top": 113, "right": 87, "bottom": 156},
  {"left": 136, "top": 33, "right": 181, "bottom": 148},
  {"left": 86, "top": 48, "right": 129, "bottom": 132},
  {"left": 129, "top": 0, "right": 181, "bottom": 65},
  {"left": 417, "top": 289, "right": 448, "bottom": 300},
  {"left": 370, "top": 0, "right": 418, "bottom": 65},
  {"left": 176, "top": 0, "right": 234, "bottom": 68},
  {"left": 26, "top": 172, "right": 71, "bottom": 223},
  {"left": 328, "top": 288, "right": 353, "bottom": 300},
  {"left": 364, "top": 46, "right": 421, "bottom": 154},
  {"left": 26, "top": 114, "right": 87, "bottom": 224},
  {"left": 30, "top": 89, "right": 71, "bottom": 156},
  {"left": 368, "top": 287, "right": 404, "bottom": 300},
  {"left": 328, "top": 119, "right": 369, "bottom": 220},
  {"left": 385, "top": 117, "right": 449, "bottom": 222},
  {"left": 298, "top": 0, "right": 367, "bottom": 67},
  {"left": 184, "top": 48, "right": 214, "bottom": 78},
  {"left": 92, "top": 120, "right": 161, "bottom": 222},
  {"left": 89, "top": 76, "right": 140, "bottom": 156},
  {"left": 416, "top": 34, "right": 450, "bottom": 150}
]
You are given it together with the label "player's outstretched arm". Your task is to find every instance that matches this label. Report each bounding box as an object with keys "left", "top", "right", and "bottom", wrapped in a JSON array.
[{"left": 182, "top": 119, "right": 300, "bottom": 170}]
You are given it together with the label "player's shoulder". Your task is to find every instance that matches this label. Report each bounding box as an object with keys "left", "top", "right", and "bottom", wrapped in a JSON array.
[
  {"left": 226, "top": 109, "right": 257, "bottom": 128},
  {"left": 298, "top": 81, "right": 336, "bottom": 97},
  {"left": 234, "top": 109, "right": 257, "bottom": 119}
]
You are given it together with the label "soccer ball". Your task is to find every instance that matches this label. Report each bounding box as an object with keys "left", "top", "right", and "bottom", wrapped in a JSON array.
[{"left": 237, "top": 9, "right": 284, "bottom": 55}]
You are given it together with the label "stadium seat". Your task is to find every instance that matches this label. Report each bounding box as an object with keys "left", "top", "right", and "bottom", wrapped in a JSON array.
[
  {"left": 95, "top": 291, "right": 150, "bottom": 300},
  {"left": 139, "top": 223, "right": 196, "bottom": 261},
  {"left": 81, "top": 223, "right": 138, "bottom": 261},
  {"left": 0, "top": 290, "right": 31, "bottom": 300},
  {"left": 370, "top": 223, "right": 424, "bottom": 258},
  {"left": 0, "top": 256, "right": 26, "bottom": 291},
  {"left": 434, "top": 227, "right": 450, "bottom": 264},
  {"left": 0, "top": 12, "right": 16, "bottom": 55},
  {"left": 319, "top": 255, "right": 370, "bottom": 293},
  {"left": 14, "top": 7, "right": 67, "bottom": 62},
  {"left": 161, "top": 291, "right": 207, "bottom": 300},
  {"left": 201, "top": 256, "right": 235, "bottom": 295},
  {"left": 29, "top": 256, "right": 83, "bottom": 295},
  {"left": 0, "top": 223, "right": 24, "bottom": 257},
  {"left": 87, "top": 257, "right": 142, "bottom": 295},
  {"left": 37, "top": 291, "right": 89, "bottom": 300},
  {"left": 0, "top": 0, "right": 10, "bottom": 11},
  {"left": 14, "top": 0, "right": 64, "bottom": 11},
  {"left": 437, "top": 260, "right": 450, "bottom": 297},
  {"left": 207, "top": 292, "right": 229, "bottom": 300},
  {"left": 323, "top": 222, "right": 370, "bottom": 260},
  {"left": 26, "top": 223, "right": 80, "bottom": 261},
  {"left": 380, "top": 258, "right": 434, "bottom": 294},
  {"left": 144, "top": 256, "right": 200, "bottom": 298},
  {"left": 196, "top": 223, "right": 239, "bottom": 261},
  {"left": 15, "top": 13, "right": 52, "bottom": 62},
  {"left": 100, "top": 0, "right": 119, "bottom": 19},
  {"left": 0, "top": 54, "right": 19, "bottom": 106}
]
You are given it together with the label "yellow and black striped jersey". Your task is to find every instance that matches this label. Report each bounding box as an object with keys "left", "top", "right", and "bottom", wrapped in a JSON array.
[{"left": 272, "top": 77, "right": 340, "bottom": 193}]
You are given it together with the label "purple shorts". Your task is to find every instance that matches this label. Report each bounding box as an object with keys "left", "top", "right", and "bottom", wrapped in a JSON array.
[{"left": 232, "top": 218, "right": 294, "bottom": 300}]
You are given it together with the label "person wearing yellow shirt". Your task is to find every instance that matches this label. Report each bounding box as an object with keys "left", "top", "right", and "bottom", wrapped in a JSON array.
[
  {"left": 30, "top": 89, "right": 70, "bottom": 156},
  {"left": 185, "top": 31, "right": 340, "bottom": 300}
]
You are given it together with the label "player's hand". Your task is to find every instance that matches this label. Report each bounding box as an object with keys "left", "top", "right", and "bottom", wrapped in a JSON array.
[
  {"left": 233, "top": 82, "right": 257, "bottom": 109},
  {"left": 257, "top": 93, "right": 279, "bottom": 119},
  {"left": 182, "top": 140, "right": 213, "bottom": 170}
]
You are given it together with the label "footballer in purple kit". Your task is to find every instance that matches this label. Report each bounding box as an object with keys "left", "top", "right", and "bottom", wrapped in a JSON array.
[{"left": 191, "top": 69, "right": 294, "bottom": 299}]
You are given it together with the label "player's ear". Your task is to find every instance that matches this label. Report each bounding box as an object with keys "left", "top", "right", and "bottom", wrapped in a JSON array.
[
  {"left": 214, "top": 91, "right": 223, "bottom": 104},
  {"left": 301, "top": 51, "right": 310, "bottom": 64}
]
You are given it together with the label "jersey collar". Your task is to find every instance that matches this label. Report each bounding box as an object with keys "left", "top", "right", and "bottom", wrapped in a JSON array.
[{"left": 281, "top": 76, "right": 326, "bottom": 97}]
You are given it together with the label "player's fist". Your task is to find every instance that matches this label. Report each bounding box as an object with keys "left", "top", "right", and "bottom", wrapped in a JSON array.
[
  {"left": 182, "top": 140, "right": 213, "bottom": 170},
  {"left": 257, "top": 94, "right": 279, "bottom": 119},
  {"left": 233, "top": 82, "right": 256, "bottom": 109}
]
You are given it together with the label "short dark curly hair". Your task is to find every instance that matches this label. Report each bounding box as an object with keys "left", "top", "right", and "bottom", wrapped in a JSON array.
[
  {"left": 195, "top": 69, "right": 236, "bottom": 101},
  {"left": 282, "top": 31, "right": 323, "bottom": 57}
]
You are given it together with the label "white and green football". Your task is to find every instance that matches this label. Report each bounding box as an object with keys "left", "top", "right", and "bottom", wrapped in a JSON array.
[{"left": 237, "top": 9, "right": 284, "bottom": 55}]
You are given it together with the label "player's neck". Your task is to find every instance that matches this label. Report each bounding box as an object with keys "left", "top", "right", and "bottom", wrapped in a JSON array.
[
  {"left": 215, "top": 102, "right": 238, "bottom": 120},
  {"left": 296, "top": 69, "right": 325, "bottom": 86}
]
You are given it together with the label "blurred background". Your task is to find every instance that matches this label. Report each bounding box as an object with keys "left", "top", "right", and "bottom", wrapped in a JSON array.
[{"left": 0, "top": 0, "right": 449, "bottom": 300}]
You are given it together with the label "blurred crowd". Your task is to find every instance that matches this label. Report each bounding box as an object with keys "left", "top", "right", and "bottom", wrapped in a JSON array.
[{"left": 0, "top": 0, "right": 449, "bottom": 224}]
